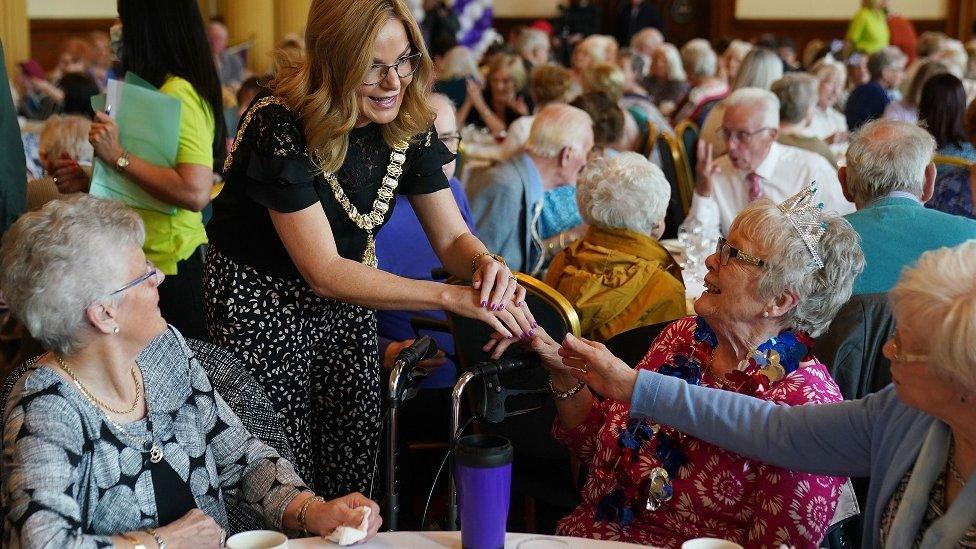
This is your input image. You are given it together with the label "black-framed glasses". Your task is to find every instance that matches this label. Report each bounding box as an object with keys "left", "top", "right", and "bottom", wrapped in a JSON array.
[
  {"left": 719, "top": 126, "right": 773, "bottom": 144},
  {"left": 107, "top": 260, "right": 160, "bottom": 298},
  {"left": 363, "top": 52, "right": 422, "bottom": 86},
  {"left": 716, "top": 237, "right": 767, "bottom": 268}
]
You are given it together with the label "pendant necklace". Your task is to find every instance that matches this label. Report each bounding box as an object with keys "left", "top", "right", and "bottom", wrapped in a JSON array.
[{"left": 55, "top": 354, "right": 163, "bottom": 463}]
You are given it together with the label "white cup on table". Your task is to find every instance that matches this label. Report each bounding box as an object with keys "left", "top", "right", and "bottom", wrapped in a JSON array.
[
  {"left": 225, "top": 530, "right": 288, "bottom": 549},
  {"left": 681, "top": 538, "right": 744, "bottom": 549}
]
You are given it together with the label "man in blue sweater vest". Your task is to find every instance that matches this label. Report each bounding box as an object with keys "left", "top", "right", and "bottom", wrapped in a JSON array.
[{"left": 841, "top": 119, "right": 976, "bottom": 294}]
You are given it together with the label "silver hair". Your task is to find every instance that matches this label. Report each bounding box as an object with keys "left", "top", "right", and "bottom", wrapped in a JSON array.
[
  {"left": 844, "top": 119, "right": 935, "bottom": 206},
  {"left": 517, "top": 28, "right": 549, "bottom": 58},
  {"left": 732, "top": 47, "right": 783, "bottom": 91},
  {"left": 630, "top": 27, "right": 663, "bottom": 52},
  {"left": 889, "top": 240, "right": 976, "bottom": 394},
  {"left": 439, "top": 46, "right": 481, "bottom": 81},
  {"left": 867, "top": 46, "right": 907, "bottom": 80},
  {"left": 729, "top": 200, "right": 865, "bottom": 337},
  {"left": 576, "top": 152, "right": 671, "bottom": 235},
  {"left": 656, "top": 43, "right": 687, "bottom": 82},
  {"left": 811, "top": 59, "right": 846, "bottom": 84},
  {"left": 576, "top": 35, "right": 619, "bottom": 66},
  {"left": 526, "top": 104, "right": 593, "bottom": 158},
  {"left": 724, "top": 87, "right": 780, "bottom": 128},
  {"left": 39, "top": 115, "right": 93, "bottom": 162},
  {"left": 681, "top": 39, "right": 717, "bottom": 78},
  {"left": 0, "top": 195, "right": 146, "bottom": 355},
  {"left": 772, "top": 73, "right": 819, "bottom": 124}
]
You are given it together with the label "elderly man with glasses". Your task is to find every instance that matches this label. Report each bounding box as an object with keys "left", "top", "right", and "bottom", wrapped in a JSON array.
[{"left": 684, "top": 88, "right": 853, "bottom": 237}]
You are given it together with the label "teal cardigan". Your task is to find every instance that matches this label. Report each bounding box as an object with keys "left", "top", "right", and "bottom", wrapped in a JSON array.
[{"left": 845, "top": 196, "right": 976, "bottom": 294}]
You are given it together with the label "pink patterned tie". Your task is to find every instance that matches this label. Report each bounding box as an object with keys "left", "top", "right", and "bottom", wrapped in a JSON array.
[{"left": 747, "top": 172, "right": 764, "bottom": 202}]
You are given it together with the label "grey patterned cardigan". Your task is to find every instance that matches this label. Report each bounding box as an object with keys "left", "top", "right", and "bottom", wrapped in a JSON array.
[{"left": 1, "top": 326, "right": 307, "bottom": 548}]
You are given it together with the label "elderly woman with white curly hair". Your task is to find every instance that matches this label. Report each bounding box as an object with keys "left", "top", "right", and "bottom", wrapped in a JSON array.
[
  {"left": 561, "top": 238, "right": 976, "bottom": 547},
  {"left": 492, "top": 187, "right": 867, "bottom": 546},
  {"left": 545, "top": 152, "right": 685, "bottom": 342},
  {"left": 0, "top": 195, "right": 380, "bottom": 548}
]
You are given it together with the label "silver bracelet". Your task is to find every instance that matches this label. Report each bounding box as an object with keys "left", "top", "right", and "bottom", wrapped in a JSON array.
[
  {"left": 549, "top": 377, "right": 585, "bottom": 400},
  {"left": 146, "top": 527, "right": 166, "bottom": 549}
]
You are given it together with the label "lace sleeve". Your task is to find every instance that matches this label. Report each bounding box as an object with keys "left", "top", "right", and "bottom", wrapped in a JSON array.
[
  {"left": 399, "top": 126, "right": 452, "bottom": 195},
  {"left": 226, "top": 96, "right": 320, "bottom": 213}
]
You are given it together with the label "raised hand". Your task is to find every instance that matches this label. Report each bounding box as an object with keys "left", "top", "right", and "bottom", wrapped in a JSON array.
[{"left": 695, "top": 139, "right": 717, "bottom": 198}]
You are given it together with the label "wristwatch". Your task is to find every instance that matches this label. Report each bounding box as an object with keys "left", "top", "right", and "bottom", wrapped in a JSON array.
[{"left": 115, "top": 150, "right": 131, "bottom": 172}]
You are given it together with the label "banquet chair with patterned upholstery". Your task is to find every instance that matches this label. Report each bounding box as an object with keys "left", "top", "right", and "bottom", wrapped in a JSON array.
[{"left": 0, "top": 339, "right": 294, "bottom": 536}]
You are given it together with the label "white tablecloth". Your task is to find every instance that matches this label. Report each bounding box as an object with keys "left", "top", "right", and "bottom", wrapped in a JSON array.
[{"left": 289, "top": 531, "right": 648, "bottom": 548}]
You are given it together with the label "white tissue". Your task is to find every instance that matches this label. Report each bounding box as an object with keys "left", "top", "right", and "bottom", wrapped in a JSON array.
[{"left": 326, "top": 506, "right": 370, "bottom": 546}]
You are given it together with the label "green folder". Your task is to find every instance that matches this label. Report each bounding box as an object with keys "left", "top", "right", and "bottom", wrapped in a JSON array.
[{"left": 89, "top": 73, "right": 181, "bottom": 215}]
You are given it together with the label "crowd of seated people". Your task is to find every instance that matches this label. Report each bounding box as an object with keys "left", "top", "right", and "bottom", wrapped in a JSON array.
[{"left": 3, "top": 0, "right": 976, "bottom": 546}]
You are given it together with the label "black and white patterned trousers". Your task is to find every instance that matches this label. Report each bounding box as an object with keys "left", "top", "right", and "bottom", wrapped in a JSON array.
[{"left": 203, "top": 247, "right": 382, "bottom": 499}]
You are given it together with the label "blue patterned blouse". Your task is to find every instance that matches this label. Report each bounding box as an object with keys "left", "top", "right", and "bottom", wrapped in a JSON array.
[{"left": 928, "top": 142, "right": 976, "bottom": 219}]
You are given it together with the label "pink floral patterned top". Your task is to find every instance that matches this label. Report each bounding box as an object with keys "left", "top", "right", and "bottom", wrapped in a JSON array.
[{"left": 553, "top": 316, "right": 845, "bottom": 548}]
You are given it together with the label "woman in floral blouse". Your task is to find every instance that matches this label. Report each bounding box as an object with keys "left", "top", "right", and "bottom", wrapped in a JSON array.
[{"left": 517, "top": 192, "right": 864, "bottom": 547}]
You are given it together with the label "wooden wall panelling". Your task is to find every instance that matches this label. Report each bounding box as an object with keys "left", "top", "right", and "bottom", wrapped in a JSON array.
[
  {"left": 494, "top": 0, "right": 713, "bottom": 50},
  {"left": 712, "top": 0, "right": 952, "bottom": 58},
  {"left": 29, "top": 18, "right": 114, "bottom": 72}
]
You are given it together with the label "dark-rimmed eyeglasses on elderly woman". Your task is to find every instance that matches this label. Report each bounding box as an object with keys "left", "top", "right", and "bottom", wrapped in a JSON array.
[
  {"left": 888, "top": 329, "right": 929, "bottom": 364},
  {"left": 363, "top": 52, "right": 423, "bottom": 86},
  {"left": 716, "top": 237, "right": 767, "bottom": 268}
]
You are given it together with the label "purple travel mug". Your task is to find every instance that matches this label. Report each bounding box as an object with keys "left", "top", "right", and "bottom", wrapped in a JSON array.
[{"left": 455, "top": 434, "right": 513, "bottom": 549}]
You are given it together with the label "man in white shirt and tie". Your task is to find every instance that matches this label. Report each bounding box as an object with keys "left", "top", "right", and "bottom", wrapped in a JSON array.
[{"left": 684, "top": 88, "right": 853, "bottom": 236}]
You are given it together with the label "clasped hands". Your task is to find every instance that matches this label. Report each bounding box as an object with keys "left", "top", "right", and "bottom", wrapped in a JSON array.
[{"left": 485, "top": 323, "right": 638, "bottom": 404}]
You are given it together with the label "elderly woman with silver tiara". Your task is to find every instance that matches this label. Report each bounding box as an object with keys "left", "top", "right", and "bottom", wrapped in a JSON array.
[
  {"left": 547, "top": 205, "right": 976, "bottom": 544},
  {"left": 491, "top": 187, "right": 866, "bottom": 547},
  {"left": 0, "top": 196, "right": 381, "bottom": 548}
]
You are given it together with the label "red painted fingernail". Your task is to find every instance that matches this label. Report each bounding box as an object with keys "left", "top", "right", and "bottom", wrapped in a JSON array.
[{"left": 480, "top": 301, "right": 487, "bottom": 307}]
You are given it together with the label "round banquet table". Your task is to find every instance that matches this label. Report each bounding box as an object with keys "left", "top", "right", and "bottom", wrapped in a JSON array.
[{"left": 289, "top": 531, "right": 653, "bottom": 548}]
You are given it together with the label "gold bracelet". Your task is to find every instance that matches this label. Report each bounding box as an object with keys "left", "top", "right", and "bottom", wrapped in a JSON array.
[
  {"left": 121, "top": 533, "right": 147, "bottom": 549},
  {"left": 146, "top": 527, "right": 166, "bottom": 549},
  {"left": 471, "top": 251, "right": 505, "bottom": 274},
  {"left": 298, "top": 494, "right": 326, "bottom": 536}
]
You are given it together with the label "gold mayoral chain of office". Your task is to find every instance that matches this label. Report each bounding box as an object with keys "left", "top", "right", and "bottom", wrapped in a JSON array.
[
  {"left": 324, "top": 140, "right": 408, "bottom": 268},
  {"left": 224, "top": 96, "right": 409, "bottom": 268}
]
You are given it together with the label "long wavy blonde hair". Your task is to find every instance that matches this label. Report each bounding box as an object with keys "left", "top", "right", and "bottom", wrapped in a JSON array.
[{"left": 270, "top": 0, "right": 434, "bottom": 174}]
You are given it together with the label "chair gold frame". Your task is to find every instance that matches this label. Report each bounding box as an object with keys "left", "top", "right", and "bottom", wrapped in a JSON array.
[
  {"left": 657, "top": 131, "right": 694, "bottom": 215},
  {"left": 515, "top": 272, "right": 581, "bottom": 337},
  {"left": 933, "top": 154, "right": 975, "bottom": 169},
  {"left": 674, "top": 119, "right": 699, "bottom": 189},
  {"left": 643, "top": 120, "right": 660, "bottom": 159}
]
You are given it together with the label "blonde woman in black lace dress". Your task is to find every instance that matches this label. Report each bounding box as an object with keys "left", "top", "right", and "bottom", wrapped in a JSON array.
[{"left": 204, "top": 0, "right": 536, "bottom": 498}]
